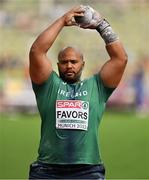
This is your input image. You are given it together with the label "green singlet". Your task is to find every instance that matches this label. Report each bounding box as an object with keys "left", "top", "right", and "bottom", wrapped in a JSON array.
[{"left": 32, "top": 71, "right": 114, "bottom": 165}]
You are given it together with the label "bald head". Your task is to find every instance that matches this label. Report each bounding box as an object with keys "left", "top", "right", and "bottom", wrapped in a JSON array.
[{"left": 58, "top": 46, "right": 83, "bottom": 62}]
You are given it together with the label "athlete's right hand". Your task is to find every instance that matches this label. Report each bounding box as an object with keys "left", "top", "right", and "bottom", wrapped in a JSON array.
[{"left": 62, "top": 6, "right": 85, "bottom": 26}]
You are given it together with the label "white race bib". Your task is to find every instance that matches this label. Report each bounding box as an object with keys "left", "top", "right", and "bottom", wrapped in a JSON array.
[{"left": 56, "top": 100, "right": 89, "bottom": 131}]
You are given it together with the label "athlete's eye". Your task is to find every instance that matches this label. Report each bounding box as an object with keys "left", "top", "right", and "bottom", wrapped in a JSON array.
[
  {"left": 59, "top": 60, "right": 78, "bottom": 65},
  {"left": 70, "top": 60, "right": 78, "bottom": 64},
  {"left": 59, "top": 61, "right": 67, "bottom": 65}
]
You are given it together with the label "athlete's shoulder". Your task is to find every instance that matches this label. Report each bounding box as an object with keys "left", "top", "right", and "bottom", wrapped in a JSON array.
[
  {"left": 83, "top": 74, "right": 115, "bottom": 102},
  {"left": 82, "top": 74, "right": 98, "bottom": 83},
  {"left": 32, "top": 71, "right": 61, "bottom": 91},
  {"left": 84, "top": 73, "right": 109, "bottom": 86}
]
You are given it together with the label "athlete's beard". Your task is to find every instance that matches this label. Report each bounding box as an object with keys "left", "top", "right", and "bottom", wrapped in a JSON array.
[{"left": 58, "top": 67, "right": 83, "bottom": 84}]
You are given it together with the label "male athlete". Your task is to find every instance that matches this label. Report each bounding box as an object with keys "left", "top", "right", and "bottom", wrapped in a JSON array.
[{"left": 29, "top": 5, "right": 127, "bottom": 179}]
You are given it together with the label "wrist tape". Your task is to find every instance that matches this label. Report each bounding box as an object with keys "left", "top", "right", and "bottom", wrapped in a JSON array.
[{"left": 96, "top": 19, "right": 119, "bottom": 44}]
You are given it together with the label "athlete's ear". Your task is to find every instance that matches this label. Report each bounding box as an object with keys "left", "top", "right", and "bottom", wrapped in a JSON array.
[
  {"left": 80, "top": 61, "right": 85, "bottom": 72},
  {"left": 82, "top": 61, "right": 85, "bottom": 68},
  {"left": 57, "top": 62, "right": 60, "bottom": 71}
]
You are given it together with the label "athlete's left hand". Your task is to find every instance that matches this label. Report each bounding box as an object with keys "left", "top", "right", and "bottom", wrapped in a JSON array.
[{"left": 80, "top": 10, "right": 103, "bottom": 29}]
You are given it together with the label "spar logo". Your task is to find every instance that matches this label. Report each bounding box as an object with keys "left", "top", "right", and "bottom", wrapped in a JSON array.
[{"left": 56, "top": 100, "right": 88, "bottom": 110}]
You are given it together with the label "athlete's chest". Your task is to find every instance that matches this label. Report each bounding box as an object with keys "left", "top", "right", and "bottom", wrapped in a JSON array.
[
  {"left": 56, "top": 81, "right": 92, "bottom": 131},
  {"left": 57, "top": 81, "right": 91, "bottom": 100}
]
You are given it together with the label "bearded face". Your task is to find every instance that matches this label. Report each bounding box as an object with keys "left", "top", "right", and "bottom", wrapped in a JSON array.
[{"left": 57, "top": 47, "right": 85, "bottom": 84}]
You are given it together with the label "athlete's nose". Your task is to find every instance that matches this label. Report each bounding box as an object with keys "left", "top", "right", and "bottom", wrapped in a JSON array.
[{"left": 67, "top": 62, "right": 73, "bottom": 69}]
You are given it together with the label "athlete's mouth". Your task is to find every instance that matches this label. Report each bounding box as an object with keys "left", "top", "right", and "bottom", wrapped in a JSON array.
[{"left": 65, "top": 71, "right": 75, "bottom": 76}]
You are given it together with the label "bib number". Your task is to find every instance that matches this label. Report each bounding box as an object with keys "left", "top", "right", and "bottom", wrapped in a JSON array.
[{"left": 56, "top": 100, "right": 89, "bottom": 131}]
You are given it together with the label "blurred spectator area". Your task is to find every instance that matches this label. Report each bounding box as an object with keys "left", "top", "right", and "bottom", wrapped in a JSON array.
[
  {"left": 0, "top": 54, "right": 37, "bottom": 112},
  {"left": 0, "top": 0, "right": 149, "bottom": 113}
]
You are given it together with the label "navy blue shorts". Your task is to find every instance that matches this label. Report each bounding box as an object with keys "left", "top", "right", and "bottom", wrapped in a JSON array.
[{"left": 29, "top": 161, "right": 105, "bottom": 179}]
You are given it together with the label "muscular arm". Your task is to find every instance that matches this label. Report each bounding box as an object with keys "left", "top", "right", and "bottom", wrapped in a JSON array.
[
  {"left": 29, "top": 18, "right": 65, "bottom": 84},
  {"left": 79, "top": 7, "right": 128, "bottom": 88},
  {"left": 100, "top": 41, "right": 127, "bottom": 88},
  {"left": 29, "top": 6, "right": 84, "bottom": 84}
]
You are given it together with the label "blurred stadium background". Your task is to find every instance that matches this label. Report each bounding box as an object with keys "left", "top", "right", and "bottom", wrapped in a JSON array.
[{"left": 0, "top": 0, "right": 149, "bottom": 179}]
